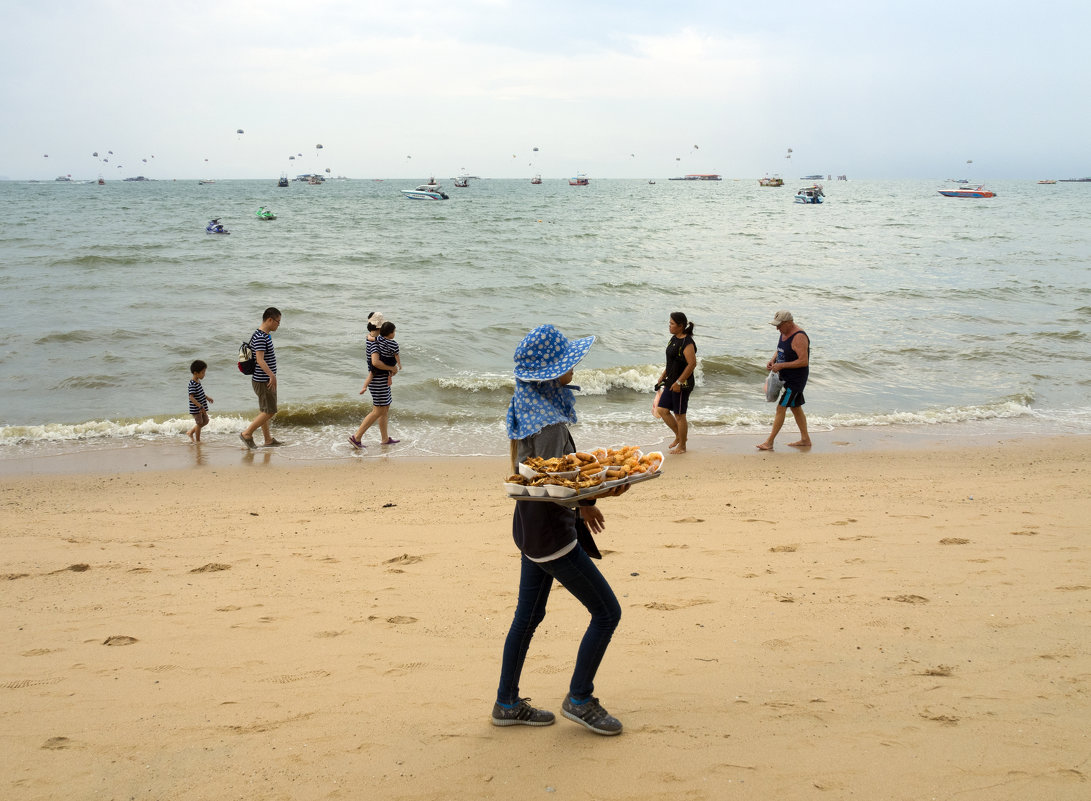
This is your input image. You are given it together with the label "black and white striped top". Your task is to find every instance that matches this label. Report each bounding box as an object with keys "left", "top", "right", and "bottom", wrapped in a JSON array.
[
  {"left": 251, "top": 329, "right": 276, "bottom": 382},
  {"left": 187, "top": 379, "right": 208, "bottom": 414}
]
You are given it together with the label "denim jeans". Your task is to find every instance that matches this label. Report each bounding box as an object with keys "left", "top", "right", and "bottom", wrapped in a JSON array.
[{"left": 496, "top": 545, "right": 622, "bottom": 705}]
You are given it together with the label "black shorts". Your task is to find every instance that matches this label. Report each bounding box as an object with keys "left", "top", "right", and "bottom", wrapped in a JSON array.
[
  {"left": 778, "top": 386, "right": 805, "bottom": 408},
  {"left": 657, "top": 387, "right": 691, "bottom": 415}
]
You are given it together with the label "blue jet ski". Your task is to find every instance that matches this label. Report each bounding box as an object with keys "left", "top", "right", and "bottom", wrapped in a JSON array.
[{"left": 206, "top": 218, "right": 230, "bottom": 234}]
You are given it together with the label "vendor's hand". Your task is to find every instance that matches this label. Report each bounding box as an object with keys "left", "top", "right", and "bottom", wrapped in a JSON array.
[
  {"left": 769, "top": 363, "right": 781, "bottom": 373},
  {"left": 580, "top": 504, "right": 606, "bottom": 534}
]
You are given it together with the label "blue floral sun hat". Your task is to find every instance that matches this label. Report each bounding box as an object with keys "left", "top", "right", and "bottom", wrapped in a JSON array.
[{"left": 513, "top": 324, "right": 595, "bottom": 382}]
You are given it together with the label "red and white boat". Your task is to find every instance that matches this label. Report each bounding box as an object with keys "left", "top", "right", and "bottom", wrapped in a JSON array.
[
  {"left": 938, "top": 185, "right": 995, "bottom": 198},
  {"left": 569, "top": 173, "right": 589, "bottom": 186}
]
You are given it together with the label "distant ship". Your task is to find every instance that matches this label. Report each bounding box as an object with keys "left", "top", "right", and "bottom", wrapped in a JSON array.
[
  {"left": 669, "top": 174, "right": 722, "bottom": 181},
  {"left": 1059, "top": 177, "right": 1091, "bottom": 182}
]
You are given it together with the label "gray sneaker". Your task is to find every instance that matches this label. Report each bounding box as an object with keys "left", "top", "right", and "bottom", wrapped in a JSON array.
[
  {"left": 561, "top": 695, "right": 623, "bottom": 735},
  {"left": 491, "top": 698, "right": 556, "bottom": 727}
]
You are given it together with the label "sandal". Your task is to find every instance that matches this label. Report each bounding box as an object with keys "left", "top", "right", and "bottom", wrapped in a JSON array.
[
  {"left": 382, "top": 438, "right": 400, "bottom": 445},
  {"left": 348, "top": 435, "right": 364, "bottom": 450},
  {"left": 239, "top": 433, "right": 257, "bottom": 450}
]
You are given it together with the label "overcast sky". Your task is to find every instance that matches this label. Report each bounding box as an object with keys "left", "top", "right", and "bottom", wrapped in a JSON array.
[{"left": 3, "top": 0, "right": 1088, "bottom": 180}]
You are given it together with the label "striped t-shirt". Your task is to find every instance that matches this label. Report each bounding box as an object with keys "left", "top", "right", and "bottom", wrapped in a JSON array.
[
  {"left": 251, "top": 329, "right": 276, "bottom": 382},
  {"left": 187, "top": 379, "right": 208, "bottom": 414}
]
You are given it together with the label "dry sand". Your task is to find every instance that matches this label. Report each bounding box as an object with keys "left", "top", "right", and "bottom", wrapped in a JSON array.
[{"left": 2, "top": 437, "right": 1089, "bottom": 800}]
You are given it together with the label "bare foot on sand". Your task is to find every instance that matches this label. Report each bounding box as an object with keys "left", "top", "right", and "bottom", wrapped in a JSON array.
[
  {"left": 187, "top": 430, "right": 196, "bottom": 443},
  {"left": 756, "top": 442, "right": 774, "bottom": 451},
  {"left": 787, "top": 440, "right": 812, "bottom": 448},
  {"left": 669, "top": 445, "right": 686, "bottom": 454}
]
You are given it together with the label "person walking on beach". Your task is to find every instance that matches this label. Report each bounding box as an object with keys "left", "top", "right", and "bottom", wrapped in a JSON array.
[
  {"left": 492, "top": 324, "right": 626, "bottom": 736},
  {"left": 349, "top": 312, "right": 399, "bottom": 448},
  {"left": 757, "top": 310, "right": 811, "bottom": 450},
  {"left": 240, "top": 307, "right": 283, "bottom": 449},
  {"left": 186, "top": 360, "right": 213, "bottom": 442},
  {"left": 654, "top": 312, "right": 697, "bottom": 454}
]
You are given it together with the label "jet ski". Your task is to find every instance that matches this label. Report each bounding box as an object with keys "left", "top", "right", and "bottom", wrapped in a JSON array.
[
  {"left": 255, "top": 207, "right": 276, "bottom": 220},
  {"left": 206, "top": 218, "right": 230, "bottom": 234}
]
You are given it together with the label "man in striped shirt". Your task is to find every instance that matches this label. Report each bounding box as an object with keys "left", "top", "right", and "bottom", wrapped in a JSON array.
[{"left": 240, "top": 307, "right": 283, "bottom": 449}]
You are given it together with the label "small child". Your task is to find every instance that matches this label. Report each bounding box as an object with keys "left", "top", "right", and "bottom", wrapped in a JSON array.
[
  {"left": 186, "top": 360, "right": 213, "bottom": 442},
  {"left": 360, "top": 321, "right": 401, "bottom": 394}
]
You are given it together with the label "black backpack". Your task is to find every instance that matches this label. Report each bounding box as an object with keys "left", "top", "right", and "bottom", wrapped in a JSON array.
[{"left": 237, "top": 337, "right": 256, "bottom": 375}]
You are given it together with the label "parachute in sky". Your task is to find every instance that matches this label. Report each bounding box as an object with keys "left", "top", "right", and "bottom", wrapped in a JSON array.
[
  {"left": 93, "top": 152, "right": 98, "bottom": 157},
  {"left": 289, "top": 155, "right": 296, "bottom": 160},
  {"left": 43, "top": 154, "right": 48, "bottom": 158},
  {"left": 693, "top": 144, "right": 699, "bottom": 149},
  {"left": 966, "top": 159, "right": 973, "bottom": 164},
  {"left": 142, "top": 158, "right": 147, "bottom": 163},
  {"left": 237, "top": 129, "right": 244, "bottom": 134},
  {"left": 108, "top": 150, "right": 113, "bottom": 155},
  {"left": 532, "top": 147, "right": 539, "bottom": 152},
  {"left": 325, "top": 167, "right": 331, "bottom": 173},
  {"left": 316, "top": 144, "right": 323, "bottom": 150}
]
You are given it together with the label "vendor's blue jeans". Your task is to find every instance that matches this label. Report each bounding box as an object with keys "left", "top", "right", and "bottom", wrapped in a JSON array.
[{"left": 497, "top": 545, "right": 622, "bottom": 705}]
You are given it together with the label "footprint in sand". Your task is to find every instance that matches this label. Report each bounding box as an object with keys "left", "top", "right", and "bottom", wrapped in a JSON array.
[
  {"left": 921, "top": 665, "right": 954, "bottom": 676},
  {"left": 643, "top": 599, "right": 713, "bottom": 611},
  {"left": 939, "top": 538, "right": 970, "bottom": 545},
  {"left": 1, "top": 677, "right": 62, "bottom": 689},
  {"left": 673, "top": 517, "right": 705, "bottom": 523},
  {"left": 103, "top": 635, "right": 138, "bottom": 646},
  {"left": 41, "top": 737, "right": 74, "bottom": 750},
  {"left": 384, "top": 554, "right": 423, "bottom": 565},
  {"left": 386, "top": 615, "right": 418, "bottom": 624},
  {"left": 830, "top": 519, "right": 858, "bottom": 526},
  {"left": 1055, "top": 585, "right": 1090, "bottom": 592},
  {"left": 3, "top": 573, "right": 30, "bottom": 581},
  {"left": 887, "top": 594, "right": 929, "bottom": 604},
  {"left": 50, "top": 564, "right": 90, "bottom": 574},
  {"left": 190, "top": 563, "right": 231, "bottom": 573},
  {"left": 269, "top": 670, "right": 330, "bottom": 684},
  {"left": 769, "top": 545, "right": 797, "bottom": 553},
  {"left": 1011, "top": 529, "right": 1038, "bottom": 536}
]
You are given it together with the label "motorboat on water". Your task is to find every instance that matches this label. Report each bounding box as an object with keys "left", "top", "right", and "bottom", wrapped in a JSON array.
[
  {"left": 1037, "top": 179, "right": 1057, "bottom": 184},
  {"left": 401, "top": 182, "right": 450, "bottom": 200},
  {"left": 256, "top": 206, "right": 276, "bottom": 220},
  {"left": 531, "top": 174, "right": 542, "bottom": 185},
  {"left": 669, "top": 174, "right": 722, "bottom": 181},
  {"left": 937, "top": 185, "right": 996, "bottom": 198},
  {"left": 801, "top": 174, "right": 824, "bottom": 180},
  {"left": 198, "top": 179, "right": 215, "bottom": 185},
  {"left": 795, "top": 184, "right": 825, "bottom": 204},
  {"left": 569, "top": 173, "right": 589, "bottom": 186},
  {"left": 759, "top": 176, "right": 784, "bottom": 187},
  {"left": 97, "top": 176, "right": 105, "bottom": 185},
  {"left": 277, "top": 175, "right": 289, "bottom": 187},
  {"left": 453, "top": 176, "right": 469, "bottom": 188},
  {"left": 206, "top": 218, "right": 230, "bottom": 234}
]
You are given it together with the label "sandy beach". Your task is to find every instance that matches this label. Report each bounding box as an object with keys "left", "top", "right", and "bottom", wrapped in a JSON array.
[{"left": 2, "top": 436, "right": 1089, "bottom": 801}]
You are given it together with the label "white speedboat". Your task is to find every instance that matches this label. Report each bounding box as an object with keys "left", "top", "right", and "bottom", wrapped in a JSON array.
[
  {"left": 401, "top": 182, "right": 449, "bottom": 200},
  {"left": 795, "top": 184, "right": 825, "bottom": 204}
]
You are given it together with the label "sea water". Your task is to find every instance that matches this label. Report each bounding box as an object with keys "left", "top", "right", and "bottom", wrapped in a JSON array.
[{"left": 1, "top": 177, "right": 1089, "bottom": 463}]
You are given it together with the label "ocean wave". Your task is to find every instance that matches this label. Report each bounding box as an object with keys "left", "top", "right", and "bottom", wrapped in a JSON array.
[
  {"left": 432, "top": 364, "right": 670, "bottom": 396},
  {"left": 0, "top": 415, "right": 250, "bottom": 444},
  {"left": 52, "top": 376, "right": 123, "bottom": 390}
]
